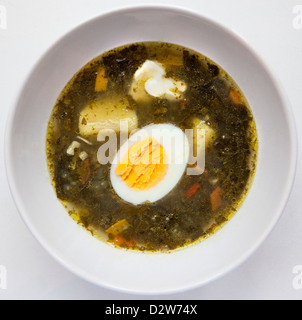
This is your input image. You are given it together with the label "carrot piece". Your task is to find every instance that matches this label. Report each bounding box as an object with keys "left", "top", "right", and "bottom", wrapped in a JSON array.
[
  {"left": 179, "top": 98, "right": 189, "bottom": 109},
  {"left": 186, "top": 183, "right": 201, "bottom": 198},
  {"left": 79, "top": 158, "right": 91, "bottom": 184},
  {"left": 113, "top": 234, "right": 136, "bottom": 248},
  {"left": 113, "top": 234, "right": 126, "bottom": 246},
  {"left": 95, "top": 67, "right": 108, "bottom": 92},
  {"left": 125, "top": 239, "right": 136, "bottom": 247},
  {"left": 229, "top": 89, "right": 241, "bottom": 105},
  {"left": 210, "top": 186, "right": 222, "bottom": 211}
]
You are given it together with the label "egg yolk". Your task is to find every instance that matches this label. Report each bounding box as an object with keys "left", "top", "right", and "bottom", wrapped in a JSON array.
[{"left": 115, "top": 137, "right": 169, "bottom": 191}]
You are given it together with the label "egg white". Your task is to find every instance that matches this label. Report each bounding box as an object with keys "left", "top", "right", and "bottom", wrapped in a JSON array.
[{"left": 110, "top": 124, "right": 189, "bottom": 205}]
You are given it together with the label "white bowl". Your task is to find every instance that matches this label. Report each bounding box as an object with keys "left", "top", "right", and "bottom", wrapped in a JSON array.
[{"left": 5, "top": 5, "right": 297, "bottom": 294}]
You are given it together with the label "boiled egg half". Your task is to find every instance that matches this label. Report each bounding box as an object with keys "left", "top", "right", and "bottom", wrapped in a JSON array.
[{"left": 110, "top": 124, "right": 189, "bottom": 205}]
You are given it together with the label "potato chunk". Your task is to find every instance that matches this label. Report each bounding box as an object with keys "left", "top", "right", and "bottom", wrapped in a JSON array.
[
  {"left": 156, "top": 47, "right": 184, "bottom": 66},
  {"left": 190, "top": 117, "right": 216, "bottom": 155},
  {"left": 79, "top": 96, "right": 138, "bottom": 137}
]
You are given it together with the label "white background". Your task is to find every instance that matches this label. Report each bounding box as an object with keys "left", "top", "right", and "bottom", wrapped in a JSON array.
[{"left": 0, "top": 0, "right": 301, "bottom": 300}]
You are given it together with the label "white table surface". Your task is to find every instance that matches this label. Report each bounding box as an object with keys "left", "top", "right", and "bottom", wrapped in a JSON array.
[{"left": 0, "top": 0, "right": 301, "bottom": 300}]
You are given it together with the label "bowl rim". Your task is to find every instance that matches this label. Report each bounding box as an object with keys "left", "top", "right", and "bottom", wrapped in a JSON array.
[{"left": 4, "top": 4, "right": 298, "bottom": 295}]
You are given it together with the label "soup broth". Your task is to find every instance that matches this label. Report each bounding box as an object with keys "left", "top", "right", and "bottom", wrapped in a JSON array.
[{"left": 47, "top": 42, "right": 257, "bottom": 251}]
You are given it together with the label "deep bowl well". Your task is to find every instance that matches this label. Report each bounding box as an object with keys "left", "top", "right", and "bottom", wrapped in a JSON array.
[{"left": 5, "top": 5, "right": 297, "bottom": 294}]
